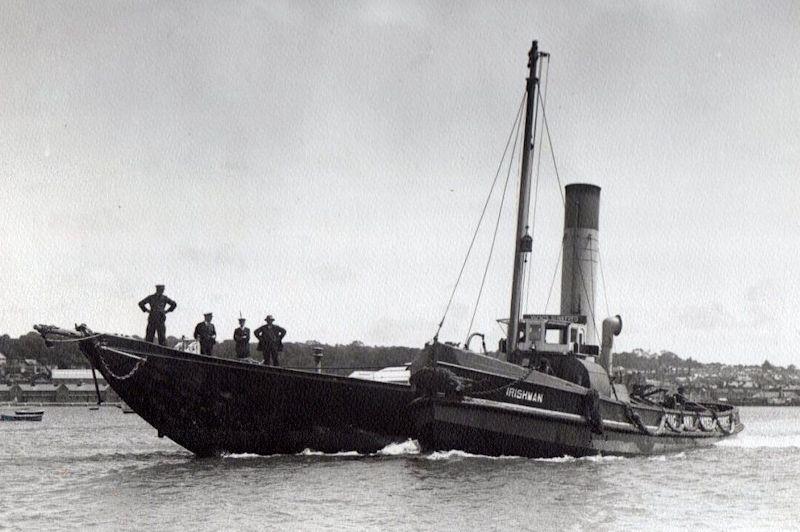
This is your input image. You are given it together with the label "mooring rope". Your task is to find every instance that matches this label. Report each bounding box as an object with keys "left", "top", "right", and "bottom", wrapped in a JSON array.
[
  {"left": 465, "top": 98, "right": 525, "bottom": 341},
  {"left": 42, "top": 333, "right": 103, "bottom": 343}
]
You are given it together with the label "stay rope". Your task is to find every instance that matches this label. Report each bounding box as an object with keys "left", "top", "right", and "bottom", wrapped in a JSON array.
[
  {"left": 544, "top": 247, "right": 562, "bottom": 312},
  {"left": 598, "top": 249, "right": 612, "bottom": 320},
  {"left": 539, "top": 96, "right": 602, "bottom": 339},
  {"left": 42, "top": 333, "right": 103, "bottom": 343},
  {"left": 524, "top": 55, "right": 550, "bottom": 314},
  {"left": 464, "top": 97, "right": 525, "bottom": 341},
  {"left": 433, "top": 92, "right": 526, "bottom": 341}
]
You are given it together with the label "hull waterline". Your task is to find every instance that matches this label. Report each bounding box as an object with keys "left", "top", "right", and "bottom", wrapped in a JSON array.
[
  {"left": 412, "top": 395, "right": 741, "bottom": 458},
  {"left": 36, "top": 326, "right": 742, "bottom": 458},
  {"left": 80, "top": 334, "right": 416, "bottom": 456}
]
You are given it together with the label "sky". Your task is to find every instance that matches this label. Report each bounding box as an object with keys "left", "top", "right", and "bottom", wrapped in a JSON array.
[{"left": 1, "top": 1, "right": 798, "bottom": 365}]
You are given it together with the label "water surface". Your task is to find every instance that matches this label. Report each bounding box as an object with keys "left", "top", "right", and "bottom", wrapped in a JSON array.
[{"left": 0, "top": 406, "right": 796, "bottom": 530}]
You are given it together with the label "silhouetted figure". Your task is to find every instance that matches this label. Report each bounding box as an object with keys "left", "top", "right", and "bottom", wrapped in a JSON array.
[
  {"left": 537, "top": 358, "right": 554, "bottom": 376},
  {"left": 233, "top": 318, "right": 251, "bottom": 359},
  {"left": 255, "top": 315, "right": 286, "bottom": 366},
  {"left": 194, "top": 313, "right": 217, "bottom": 356},
  {"left": 676, "top": 385, "right": 687, "bottom": 406},
  {"left": 138, "top": 284, "right": 177, "bottom": 345}
]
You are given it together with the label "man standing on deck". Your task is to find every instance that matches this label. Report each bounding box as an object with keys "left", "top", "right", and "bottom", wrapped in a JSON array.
[
  {"left": 233, "top": 317, "right": 251, "bottom": 359},
  {"left": 194, "top": 312, "right": 217, "bottom": 356},
  {"left": 254, "top": 315, "right": 286, "bottom": 366},
  {"left": 138, "top": 284, "right": 177, "bottom": 345}
]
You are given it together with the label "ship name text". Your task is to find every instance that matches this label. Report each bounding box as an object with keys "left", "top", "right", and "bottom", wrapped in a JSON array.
[{"left": 506, "top": 387, "right": 544, "bottom": 404}]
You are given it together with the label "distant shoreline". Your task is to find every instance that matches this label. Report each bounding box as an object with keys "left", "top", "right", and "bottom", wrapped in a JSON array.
[
  {"left": 2, "top": 401, "right": 798, "bottom": 409},
  {"left": 0, "top": 402, "right": 122, "bottom": 407}
]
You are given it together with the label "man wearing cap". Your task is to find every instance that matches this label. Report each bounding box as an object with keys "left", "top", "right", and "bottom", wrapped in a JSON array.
[
  {"left": 233, "top": 317, "right": 251, "bottom": 359},
  {"left": 138, "top": 284, "right": 177, "bottom": 346},
  {"left": 254, "top": 315, "right": 286, "bottom": 366},
  {"left": 194, "top": 312, "right": 217, "bottom": 356}
]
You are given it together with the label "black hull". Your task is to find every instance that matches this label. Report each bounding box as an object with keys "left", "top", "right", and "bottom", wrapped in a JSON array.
[
  {"left": 409, "top": 343, "right": 743, "bottom": 458},
  {"left": 413, "top": 397, "right": 737, "bottom": 458},
  {"left": 81, "top": 335, "right": 416, "bottom": 456},
  {"left": 34, "top": 327, "right": 742, "bottom": 458}
]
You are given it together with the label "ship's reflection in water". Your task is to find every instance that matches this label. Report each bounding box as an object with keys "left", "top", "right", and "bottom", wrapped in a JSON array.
[{"left": 0, "top": 407, "right": 796, "bottom": 529}]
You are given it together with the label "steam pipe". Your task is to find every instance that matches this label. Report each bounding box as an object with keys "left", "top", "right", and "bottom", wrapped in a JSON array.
[
  {"left": 600, "top": 315, "right": 622, "bottom": 373},
  {"left": 465, "top": 332, "right": 487, "bottom": 354}
]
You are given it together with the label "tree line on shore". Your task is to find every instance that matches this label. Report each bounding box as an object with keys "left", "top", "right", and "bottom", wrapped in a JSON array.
[
  {"left": 0, "top": 331, "right": 795, "bottom": 377},
  {"left": 613, "top": 348, "right": 796, "bottom": 375},
  {"left": 0, "top": 332, "right": 420, "bottom": 376}
]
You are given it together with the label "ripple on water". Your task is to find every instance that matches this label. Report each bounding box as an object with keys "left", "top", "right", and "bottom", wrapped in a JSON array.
[{"left": 2, "top": 405, "right": 800, "bottom": 529}]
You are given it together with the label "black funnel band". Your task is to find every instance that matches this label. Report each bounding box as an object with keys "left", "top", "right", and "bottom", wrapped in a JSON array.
[{"left": 564, "top": 184, "right": 601, "bottom": 230}]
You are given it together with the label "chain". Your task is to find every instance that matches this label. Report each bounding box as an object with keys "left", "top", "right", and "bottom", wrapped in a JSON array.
[
  {"left": 465, "top": 366, "right": 537, "bottom": 397},
  {"left": 98, "top": 348, "right": 146, "bottom": 381}
]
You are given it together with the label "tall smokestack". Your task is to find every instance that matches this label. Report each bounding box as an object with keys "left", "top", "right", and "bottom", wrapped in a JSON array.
[{"left": 560, "top": 183, "right": 601, "bottom": 345}]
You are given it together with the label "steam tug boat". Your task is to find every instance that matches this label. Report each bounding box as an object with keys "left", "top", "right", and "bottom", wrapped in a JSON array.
[
  {"left": 35, "top": 40, "right": 741, "bottom": 458},
  {"left": 407, "top": 41, "right": 742, "bottom": 457}
]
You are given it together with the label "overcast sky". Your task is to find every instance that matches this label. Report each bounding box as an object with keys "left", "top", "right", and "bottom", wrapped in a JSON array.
[{"left": 2, "top": 1, "right": 798, "bottom": 365}]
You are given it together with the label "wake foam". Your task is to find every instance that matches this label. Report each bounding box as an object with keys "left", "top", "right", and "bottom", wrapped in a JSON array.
[
  {"left": 424, "top": 449, "right": 522, "bottom": 461},
  {"left": 298, "top": 449, "right": 362, "bottom": 457},
  {"left": 377, "top": 439, "right": 420, "bottom": 456},
  {"left": 220, "top": 440, "right": 421, "bottom": 459},
  {"left": 222, "top": 453, "right": 275, "bottom": 459},
  {"left": 717, "top": 434, "right": 800, "bottom": 448},
  {"left": 647, "top": 452, "right": 686, "bottom": 461},
  {"left": 532, "top": 454, "right": 626, "bottom": 463}
]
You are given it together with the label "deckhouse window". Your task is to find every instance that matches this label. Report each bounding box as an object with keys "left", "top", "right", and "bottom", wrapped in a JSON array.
[{"left": 545, "top": 328, "right": 561, "bottom": 344}]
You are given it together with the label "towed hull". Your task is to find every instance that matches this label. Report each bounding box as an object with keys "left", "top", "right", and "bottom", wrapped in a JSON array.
[{"left": 79, "top": 334, "right": 416, "bottom": 456}]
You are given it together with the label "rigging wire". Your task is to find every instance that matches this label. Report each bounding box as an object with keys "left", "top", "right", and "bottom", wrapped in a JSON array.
[
  {"left": 599, "top": 249, "right": 611, "bottom": 318},
  {"left": 523, "top": 54, "right": 551, "bottom": 314},
  {"left": 432, "top": 92, "right": 526, "bottom": 341},
  {"left": 544, "top": 245, "right": 562, "bottom": 312},
  {"left": 539, "top": 97, "right": 600, "bottom": 339},
  {"left": 465, "top": 102, "right": 525, "bottom": 342}
]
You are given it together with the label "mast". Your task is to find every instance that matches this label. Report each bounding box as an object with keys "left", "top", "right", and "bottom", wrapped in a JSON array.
[{"left": 507, "top": 41, "right": 540, "bottom": 356}]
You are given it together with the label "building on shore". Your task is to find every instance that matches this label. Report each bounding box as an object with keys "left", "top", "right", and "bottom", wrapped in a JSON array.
[
  {"left": 0, "top": 382, "right": 119, "bottom": 404},
  {"left": 15, "top": 384, "right": 60, "bottom": 403},
  {"left": 51, "top": 369, "right": 107, "bottom": 386}
]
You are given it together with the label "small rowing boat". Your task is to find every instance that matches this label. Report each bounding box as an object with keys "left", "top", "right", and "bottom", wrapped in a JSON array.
[{"left": 1, "top": 410, "right": 44, "bottom": 421}]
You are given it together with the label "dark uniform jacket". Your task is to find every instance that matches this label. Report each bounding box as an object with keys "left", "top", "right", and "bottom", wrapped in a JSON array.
[
  {"left": 138, "top": 293, "right": 177, "bottom": 322},
  {"left": 194, "top": 321, "right": 217, "bottom": 345},
  {"left": 234, "top": 326, "right": 251, "bottom": 356},
  {"left": 254, "top": 324, "right": 286, "bottom": 352}
]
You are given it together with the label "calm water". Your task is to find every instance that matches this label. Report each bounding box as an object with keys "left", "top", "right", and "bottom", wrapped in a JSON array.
[{"left": 0, "top": 406, "right": 797, "bottom": 531}]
